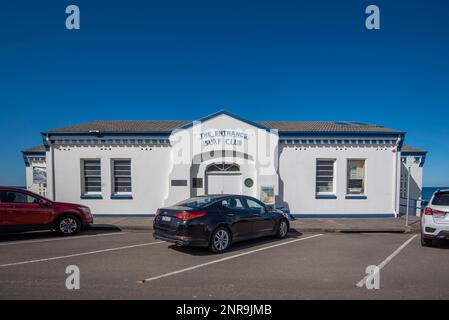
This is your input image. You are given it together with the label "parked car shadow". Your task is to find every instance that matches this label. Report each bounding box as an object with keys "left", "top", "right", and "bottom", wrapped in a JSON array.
[
  {"left": 169, "top": 228, "right": 303, "bottom": 256},
  {"left": 88, "top": 224, "right": 123, "bottom": 232},
  {"left": 425, "top": 239, "right": 449, "bottom": 249},
  {"left": 0, "top": 226, "right": 123, "bottom": 243}
]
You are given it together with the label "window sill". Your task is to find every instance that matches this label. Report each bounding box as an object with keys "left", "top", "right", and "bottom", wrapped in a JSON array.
[
  {"left": 111, "top": 194, "right": 133, "bottom": 200},
  {"left": 316, "top": 194, "right": 337, "bottom": 199},
  {"left": 81, "top": 194, "right": 103, "bottom": 200},
  {"left": 345, "top": 195, "right": 367, "bottom": 200}
]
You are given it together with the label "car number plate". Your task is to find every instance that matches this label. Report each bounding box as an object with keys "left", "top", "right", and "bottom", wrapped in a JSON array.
[{"left": 161, "top": 216, "right": 171, "bottom": 222}]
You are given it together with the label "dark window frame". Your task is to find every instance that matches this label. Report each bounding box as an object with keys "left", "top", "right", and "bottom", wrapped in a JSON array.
[
  {"left": 111, "top": 159, "right": 132, "bottom": 194},
  {"left": 81, "top": 159, "right": 102, "bottom": 195}
]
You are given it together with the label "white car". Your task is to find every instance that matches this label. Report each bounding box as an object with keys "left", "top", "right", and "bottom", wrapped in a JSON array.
[{"left": 421, "top": 189, "right": 449, "bottom": 247}]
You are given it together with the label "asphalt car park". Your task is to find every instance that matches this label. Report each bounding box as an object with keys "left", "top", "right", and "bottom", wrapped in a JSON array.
[{"left": 0, "top": 228, "right": 448, "bottom": 299}]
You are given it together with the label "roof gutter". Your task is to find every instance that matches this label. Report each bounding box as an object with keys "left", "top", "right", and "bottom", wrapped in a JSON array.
[{"left": 279, "top": 130, "right": 405, "bottom": 137}]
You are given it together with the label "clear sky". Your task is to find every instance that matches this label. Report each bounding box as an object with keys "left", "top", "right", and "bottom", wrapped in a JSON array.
[{"left": 0, "top": 0, "right": 448, "bottom": 186}]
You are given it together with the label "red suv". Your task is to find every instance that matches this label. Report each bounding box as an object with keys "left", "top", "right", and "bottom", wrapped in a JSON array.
[{"left": 0, "top": 187, "right": 93, "bottom": 235}]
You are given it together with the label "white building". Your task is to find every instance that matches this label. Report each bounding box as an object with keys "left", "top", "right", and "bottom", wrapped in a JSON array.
[
  {"left": 22, "top": 145, "right": 47, "bottom": 197},
  {"left": 22, "top": 110, "right": 427, "bottom": 217},
  {"left": 399, "top": 145, "right": 427, "bottom": 216}
]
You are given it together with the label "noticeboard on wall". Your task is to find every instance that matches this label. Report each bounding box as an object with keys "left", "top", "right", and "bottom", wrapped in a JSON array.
[
  {"left": 33, "top": 166, "right": 47, "bottom": 184},
  {"left": 260, "top": 186, "right": 275, "bottom": 205}
]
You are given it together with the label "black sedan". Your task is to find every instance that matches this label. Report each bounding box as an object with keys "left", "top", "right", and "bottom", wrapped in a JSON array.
[{"left": 153, "top": 195, "right": 290, "bottom": 253}]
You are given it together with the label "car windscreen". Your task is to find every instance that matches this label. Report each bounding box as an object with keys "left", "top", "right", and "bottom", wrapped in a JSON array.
[
  {"left": 431, "top": 192, "right": 449, "bottom": 206},
  {"left": 175, "top": 197, "right": 216, "bottom": 209}
]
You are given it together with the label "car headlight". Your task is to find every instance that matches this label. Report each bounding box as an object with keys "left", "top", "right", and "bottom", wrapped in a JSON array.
[{"left": 78, "top": 206, "right": 91, "bottom": 215}]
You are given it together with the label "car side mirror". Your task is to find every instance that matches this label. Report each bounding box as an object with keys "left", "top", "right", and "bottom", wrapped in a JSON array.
[
  {"left": 266, "top": 205, "right": 274, "bottom": 212},
  {"left": 39, "top": 199, "right": 51, "bottom": 207},
  {"left": 421, "top": 200, "right": 429, "bottom": 208}
]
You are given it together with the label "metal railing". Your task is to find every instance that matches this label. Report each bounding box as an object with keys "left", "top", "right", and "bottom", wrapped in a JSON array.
[
  {"left": 398, "top": 196, "right": 429, "bottom": 226},
  {"left": 399, "top": 197, "right": 426, "bottom": 211}
]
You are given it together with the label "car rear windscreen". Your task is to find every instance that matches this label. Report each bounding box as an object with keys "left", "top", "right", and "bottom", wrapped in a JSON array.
[
  {"left": 176, "top": 196, "right": 216, "bottom": 209},
  {"left": 431, "top": 192, "right": 449, "bottom": 206}
]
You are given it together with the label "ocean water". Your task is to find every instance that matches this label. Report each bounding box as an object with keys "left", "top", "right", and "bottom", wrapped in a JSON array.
[{"left": 422, "top": 187, "right": 449, "bottom": 200}]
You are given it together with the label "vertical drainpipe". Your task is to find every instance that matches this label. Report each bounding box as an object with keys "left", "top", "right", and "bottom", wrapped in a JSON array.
[
  {"left": 49, "top": 135, "right": 56, "bottom": 201},
  {"left": 393, "top": 135, "right": 404, "bottom": 218},
  {"left": 52, "top": 145, "right": 55, "bottom": 200},
  {"left": 393, "top": 145, "right": 398, "bottom": 218}
]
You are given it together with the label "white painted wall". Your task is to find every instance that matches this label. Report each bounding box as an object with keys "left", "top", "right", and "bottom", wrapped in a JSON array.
[
  {"left": 51, "top": 144, "right": 171, "bottom": 215},
  {"left": 279, "top": 144, "right": 398, "bottom": 215},
  {"left": 38, "top": 113, "right": 412, "bottom": 217},
  {"left": 164, "top": 114, "right": 278, "bottom": 206},
  {"left": 399, "top": 154, "right": 424, "bottom": 216}
]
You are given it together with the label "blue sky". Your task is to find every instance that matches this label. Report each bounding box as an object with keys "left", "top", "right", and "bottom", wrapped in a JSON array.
[{"left": 0, "top": 0, "right": 448, "bottom": 186}]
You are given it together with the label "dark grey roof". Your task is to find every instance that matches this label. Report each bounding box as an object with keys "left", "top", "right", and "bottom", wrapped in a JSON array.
[
  {"left": 44, "top": 120, "right": 402, "bottom": 135},
  {"left": 46, "top": 120, "right": 188, "bottom": 133},
  {"left": 402, "top": 145, "right": 427, "bottom": 153},
  {"left": 258, "top": 121, "right": 401, "bottom": 133},
  {"left": 45, "top": 120, "right": 189, "bottom": 134},
  {"left": 22, "top": 145, "right": 46, "bottom": 153}
]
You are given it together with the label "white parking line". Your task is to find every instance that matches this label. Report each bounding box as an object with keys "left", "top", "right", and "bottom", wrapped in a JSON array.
[
  {"left": 139, "top": 234, "right": 323, "bottom": 283},
  {"left": 0, "top": 232, "right": 129, "bottom": 246},
  {"left": 356, "top": 234, "right": 418, "bottom": 287},
  {"left": 0, "top": 241, "right": 164, "bottom": 268}
]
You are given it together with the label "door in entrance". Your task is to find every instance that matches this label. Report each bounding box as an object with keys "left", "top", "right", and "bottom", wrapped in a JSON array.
[{"left": 207, "top": 174, "right": 242, "bottom": 195}]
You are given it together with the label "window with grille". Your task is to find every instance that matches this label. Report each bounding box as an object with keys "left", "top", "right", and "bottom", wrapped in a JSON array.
[
  {"left": 112, "top": 159, "right": 132, "bottom": 194},
  {"left": 316, "top": 159, "right": 336, "bottom": 195},
  {"left": 81, "top": 159, "right": 101, "bottom": 194},
  {"left": 206, "top": 163, "right": 240, "bottom": 172}
]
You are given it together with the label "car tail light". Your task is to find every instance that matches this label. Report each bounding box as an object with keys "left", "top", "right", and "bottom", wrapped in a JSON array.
[
  {"left": 174, "top": 211, "right": 206, "bottom": 221},
  {"left": 424, "top": 208, "right": 446, "bottom": 215},
  {"left": 175, "top": 235, "right": 192, "bottom": 239}
]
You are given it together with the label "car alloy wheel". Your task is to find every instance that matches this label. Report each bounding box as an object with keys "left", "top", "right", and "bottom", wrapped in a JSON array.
[
  {"left": 213, "top": 229, "right": 230, "bottom": 252},
  {"left": 278, "top": 220, "right": 288, "bottom": 238},
  {"left": 59, "top": 217, "right": 79, "bottom": 234}
]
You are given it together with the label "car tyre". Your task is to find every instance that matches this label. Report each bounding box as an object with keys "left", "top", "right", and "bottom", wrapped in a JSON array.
[
  {"left": 209, "top": 227, "right": 231, "bottom": 254},
  {"left": 55, "top": 215, "right": 81, "bottom": 236},
  {"left": 421, "top": 233, "right": 433, "bottom": 247},
  {"left": 276, "top": 219, "right": 289, "bottom": 238}
]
